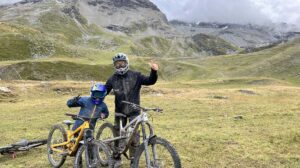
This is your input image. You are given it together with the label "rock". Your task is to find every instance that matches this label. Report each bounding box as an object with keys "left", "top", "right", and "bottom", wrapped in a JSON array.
[
  {"left": 0, "top": 86, "right": 12, "bottom": 93},
  {"left": 238, "top": 89, "right": 256, "bottom": 95},
  {"left": 0, "top": 86, "right": 18, "bottom": 102},
  {"left": 212, "top": 95, "right": 228, "bottom": 99},
  {"left": 234, "top": 115, "right": 243, "bottom": 120},
  {"left": 106, "top": 24, "right": 130, "bottom": 33},
  {"left": 141, "top": 87, "right": 164, "bottom": 96}
]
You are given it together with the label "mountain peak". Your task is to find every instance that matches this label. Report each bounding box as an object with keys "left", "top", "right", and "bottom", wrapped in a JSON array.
[
  {"left": 87, "top": 0, "right": 159, "bottom": 11},
  {"left": 77, "top": 0, "right": 168, "bottom": 34}
]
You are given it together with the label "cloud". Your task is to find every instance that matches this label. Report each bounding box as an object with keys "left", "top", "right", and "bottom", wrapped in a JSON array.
[
  {"left": 0, "top": 0, "right": 22, "bottom": 5},
  {"left": 150, "top": 0, "right": 300, "bottom": 27},
  {"left": 1, "top": 0, "right": 300, "bottom": 27},
  {"left": 250, "top": 0, "right": 300, "bottom": 26}
]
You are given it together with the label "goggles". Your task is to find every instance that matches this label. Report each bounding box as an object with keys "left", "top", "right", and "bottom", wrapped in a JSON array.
[
  {"left": 91, "top": 91, "right": 106, "bottom": 99},
  {"left": 114, "top": 61, "right": 127, "bottom": 69}
]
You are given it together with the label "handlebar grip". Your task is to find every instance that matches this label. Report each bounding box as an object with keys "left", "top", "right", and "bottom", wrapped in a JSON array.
[
  {"left": 65, "top": 113, "right": 77, "bottom": 117},
  {"left": 121, "top": 101, "right": 133, "bottom": 105}
]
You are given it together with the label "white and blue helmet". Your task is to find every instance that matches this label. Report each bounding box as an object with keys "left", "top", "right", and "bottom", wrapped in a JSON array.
[
  {"left": 90, "top": 83, "right": 107, "bottom": 105},
  {"left": 113, "top": 53, "right": 129, "bottom": 75}
]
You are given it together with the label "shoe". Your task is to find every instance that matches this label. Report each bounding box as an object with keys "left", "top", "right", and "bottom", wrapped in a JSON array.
[
  {"left": 130, "top": 158, "right": 134, "bottom": 168},
  {"left": 113, "top": 159, "right": 122, "bottom": 168}
]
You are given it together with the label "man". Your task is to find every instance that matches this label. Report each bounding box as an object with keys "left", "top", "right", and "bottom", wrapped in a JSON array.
[{"left": 105, "top": 53, "right": 158, "bottom": 167}]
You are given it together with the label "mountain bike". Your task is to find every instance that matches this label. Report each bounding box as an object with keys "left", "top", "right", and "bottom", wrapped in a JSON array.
[
  {"left": 0, "top": 139, "right": 47, "bottom": 158},
  {"left": 96, "top": 101, "right": 181, "bottom": 168},
  {"left": 47, "top": 113, "right": 113, "bottom": 168}
]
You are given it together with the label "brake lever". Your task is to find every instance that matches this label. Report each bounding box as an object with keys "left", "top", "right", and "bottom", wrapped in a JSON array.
[{"left": 131, "top": 105, "right": 141, "bottom": 111}]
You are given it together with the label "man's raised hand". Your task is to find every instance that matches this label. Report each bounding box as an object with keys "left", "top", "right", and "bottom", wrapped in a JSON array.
[{"left": 149, "top": 60, "right": 159, "bottom": 71}]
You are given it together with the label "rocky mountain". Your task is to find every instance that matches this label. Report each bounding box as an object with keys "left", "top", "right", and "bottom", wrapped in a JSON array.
[
  {"left": 170, "top": 20, "right": 300, "bottom": 51},
  {"left": 78, "top": 0, "right": 170, "bottom": 35},
  {"left": 0, "top": 0, "right": 300, "bottom": 82},
  {"left": 0, "top": 0, "right": 241, "bottom": 59}
]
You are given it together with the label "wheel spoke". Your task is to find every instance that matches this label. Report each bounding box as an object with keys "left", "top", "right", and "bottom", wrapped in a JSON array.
[{"left": 47, "top": 125, "right": 67, "bottom": 167}]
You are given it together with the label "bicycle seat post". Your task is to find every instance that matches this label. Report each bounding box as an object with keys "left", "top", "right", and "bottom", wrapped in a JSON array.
[{"left": 63, "top": 120, "right": 74, "bottom": 130}]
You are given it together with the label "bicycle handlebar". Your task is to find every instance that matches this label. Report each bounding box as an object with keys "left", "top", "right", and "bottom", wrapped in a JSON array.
[
  {"left": 65, "top": 113, "right": 102, "bottom": 121},
  {"left": 121, "top": 101, "right": 163, "bottom": 113}
]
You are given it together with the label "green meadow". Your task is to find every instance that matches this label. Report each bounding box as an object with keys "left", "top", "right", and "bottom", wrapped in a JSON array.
[{"left": 1, "top": 79, "right": 300, "bottom": 167}]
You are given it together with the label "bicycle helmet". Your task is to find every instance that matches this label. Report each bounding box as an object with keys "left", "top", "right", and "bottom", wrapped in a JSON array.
[
  {"left": 90, "top": 83, "right": 107, "bottom": 105},
  {"left": 113, "top": 53, "right": 129, "bottom": 75}
]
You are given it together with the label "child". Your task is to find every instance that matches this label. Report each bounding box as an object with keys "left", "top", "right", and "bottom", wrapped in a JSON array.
[{"left": 67, "top": 83, "right": 109, "bottom": 130}]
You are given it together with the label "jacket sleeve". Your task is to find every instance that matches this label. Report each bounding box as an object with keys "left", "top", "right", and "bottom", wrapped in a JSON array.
[
  {"left": 105, "top": 77, "right": 113, "bottom": 95},
  {"left": 101, "top": 103, "right": 109, "bottom": 118},
  {"left": 140, "top": 69, "right": 158, "bottom": 86},
  {"left": 67, "top": 97, "right": 84, "bottom": 108}
]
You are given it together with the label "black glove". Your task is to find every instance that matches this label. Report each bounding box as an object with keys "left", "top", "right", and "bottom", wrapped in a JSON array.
[{"left": 71, "top": 95, "right": 81, "bottom": 104}]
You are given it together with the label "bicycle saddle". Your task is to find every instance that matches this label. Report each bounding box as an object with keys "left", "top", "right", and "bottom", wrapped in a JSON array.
[
  {"left": 63, "top": 120, "right": 74, "bottom": 127},
  {"left": 12, "top": 139, "right": 28, "bottom": 147}
]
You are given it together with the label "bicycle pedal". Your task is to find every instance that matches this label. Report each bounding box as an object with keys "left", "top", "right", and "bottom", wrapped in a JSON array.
[{"left": 10, "top": 152, "right": 17, "bottom": 159}]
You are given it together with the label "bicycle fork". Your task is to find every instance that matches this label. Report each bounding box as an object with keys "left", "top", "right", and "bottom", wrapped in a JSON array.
[
  {"left": 141, "top": 122, "right": 151, "bottom": 168},
  {"left": 141, "top": 121, "right": 159, "bottom": 168}
]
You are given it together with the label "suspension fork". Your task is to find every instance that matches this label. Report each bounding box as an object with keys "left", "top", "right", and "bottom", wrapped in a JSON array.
[
  {"left": 145, "top": 122, "right": 158, "bottom": 167},
  {"left": 141, "top": 121, "right": 151, "bottom": 168}
]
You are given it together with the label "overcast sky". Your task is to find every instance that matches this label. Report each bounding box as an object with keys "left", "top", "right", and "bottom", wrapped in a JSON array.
[
  {"left": 0, "top": 0, "right": 21, "bottom": 5},
  {"left": 1, "top": 0, "right": 300, "bottom": 27},
  {"left": 150, "top": 0, "right": 300, "bottom": 27}
]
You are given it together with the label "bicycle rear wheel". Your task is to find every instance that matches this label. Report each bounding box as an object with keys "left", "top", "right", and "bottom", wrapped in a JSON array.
[
  {"left": 74, "top": 140, "right": 113, "bottom": 168},
  {"left": 47, "top": 124, "right": 67, "bottom": 168},
  {"left": 96, "top": 122, "right": 116, "bottom": 166},
  {"left": 132, "top": 137, "right": 181, "bottom": 168},
  {"left": 27, "top": 139, "right": 47, "bottom": 148}
]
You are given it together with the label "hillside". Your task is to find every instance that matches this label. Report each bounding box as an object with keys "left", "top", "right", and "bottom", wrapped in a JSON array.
[
  {"left": 0, "top": 0, "right": 238, "bottom": 62},
  {"left": 0, "top": 37, "right": 299, "bottom": 83},
  {"left": 0, "top": 0, "right": 299, "bottom": 84},
  {"left": 179, "top": 38, "right": 300, "bottom": 83}
]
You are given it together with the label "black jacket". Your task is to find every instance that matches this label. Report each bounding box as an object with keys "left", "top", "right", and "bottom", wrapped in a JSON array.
[{"left": 105, "top": 69, "right": 157, "bottom": 116}]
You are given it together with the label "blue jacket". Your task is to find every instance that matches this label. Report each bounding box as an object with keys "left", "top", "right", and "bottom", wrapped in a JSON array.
[{"left": 67, "top": 96, "right": 109, "bottom": 130}]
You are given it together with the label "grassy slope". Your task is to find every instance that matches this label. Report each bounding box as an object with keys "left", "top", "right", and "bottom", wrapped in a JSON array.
[
  {"left": 2, "top": 8, "right": 300, "bottom": 82},
  {"left": 175, "top": 38, "right": 300, "bottom": 84},
  {"left": 1, "top": 80, "right": 300, "bottom": 167},
  {"left": 1, "top": 1, "right": 299, "bottom": 83},
  {"left": 191, "top": 33, "right": 238, "bottom": 55}
]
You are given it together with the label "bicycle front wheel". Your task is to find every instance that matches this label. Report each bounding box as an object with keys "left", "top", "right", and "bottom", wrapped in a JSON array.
[
  {"left": 132, "top": 137, "right": 181, "bottom": 168},
  {"left": 96, "top": 122, "right": 116, "bottom": 166},
  {"left": 47, "top": 124, "right": 67, "bottom": 168},
  {"left": 74, "top": 140, "right": 113, "bottom": 168}
]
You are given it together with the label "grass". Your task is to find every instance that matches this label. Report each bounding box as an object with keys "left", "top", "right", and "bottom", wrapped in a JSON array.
[
  {"left": 0, "top": 33, "right": 32, "bottom": 60},
  {"left": 0, "top": 80, "right": 300, "bottom": 167},
  {"left": 0, "top": 60, "right": 114, "bottom": 81},
  {"left": 38, "top": 11, "right": 83, "bottom": 44},
  {"left": 191, "top": 33, "right": 238, "bottom": 55}
]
